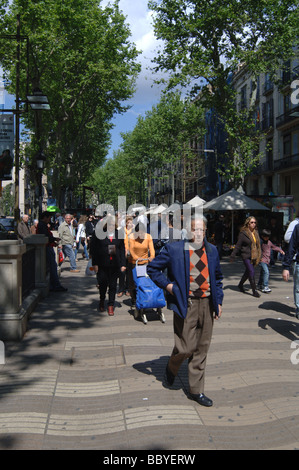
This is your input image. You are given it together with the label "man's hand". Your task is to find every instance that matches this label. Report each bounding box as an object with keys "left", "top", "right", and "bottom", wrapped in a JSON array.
[
  {"left": 93, "top": 265, "right": 98, "bottom": 274},
  {"left": 166, "top": 283, "right": 173, "bottom": 294},
  {"left": 283, "top": 269, "right": 290, "bottom": 281},
  {"left": 215, "top": 305, "right": 222, "bottom": 319}
]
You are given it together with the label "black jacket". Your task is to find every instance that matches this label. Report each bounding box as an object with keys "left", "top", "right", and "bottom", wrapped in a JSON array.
[
  {"left": 85, "top": 220, "right": 95, "bottom": 237},
  {"left": 283, "top": 223, "right": 299, "bottom": 269},
  {"left": 91, "top": 230, "right": 126, "bottom": 269},
  {"left": 37, "top": 220, "right": 56, "bottom": 246}
]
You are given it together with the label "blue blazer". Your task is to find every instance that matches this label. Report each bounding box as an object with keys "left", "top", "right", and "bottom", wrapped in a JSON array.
[
  {"left": 283, "top": 223, "right": 299, "bottom": 269},
  {"left": 147, "top": 240, "right": 224, "bottom": 319}
]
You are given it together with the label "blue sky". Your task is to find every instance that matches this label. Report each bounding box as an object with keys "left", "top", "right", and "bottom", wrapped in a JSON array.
[{"left": 103, "top": 0, "right": 165, "bottom": 159}]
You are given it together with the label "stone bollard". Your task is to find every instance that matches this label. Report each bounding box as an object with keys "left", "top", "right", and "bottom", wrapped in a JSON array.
[
  {"left": 0, "top": 236, "right": 49, "bottom": 341},
  {"left": 23, "top": 234, "right": 49, "bottom": 296},
  {"left": 0, "top": 240, "right": 27, "bottom": 340},
  {"left": 0, "top": 240, "right": 26, "bottom": 314}
]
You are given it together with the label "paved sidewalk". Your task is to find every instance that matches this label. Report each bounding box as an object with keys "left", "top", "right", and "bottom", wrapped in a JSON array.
[{"left": 0, "top": 255, "right": 299, "bottom": 450}]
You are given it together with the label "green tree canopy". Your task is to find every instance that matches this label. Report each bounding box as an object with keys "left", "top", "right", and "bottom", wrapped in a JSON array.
[
  {"left": 149, "top": 0, "right": 299, "bottom": 187},
  {"left": 89, "top": 91, "right": 205, "bottom": 206},
  {"left": 0, "top": 0, "right": 141, "bottom": 205},
  {"left": 149, "top": 0, "right": 298, "bottom": 102}
]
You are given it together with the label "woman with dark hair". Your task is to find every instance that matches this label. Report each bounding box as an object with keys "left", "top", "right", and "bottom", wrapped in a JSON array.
[
  {"left": 230, "top": 216, "right": 261, "bottom": 297},
  {"left": 75, "top": 214, "right": 89, "bottom": 260},
  {"left": 91, "top": 215, "right": 126, "bottom": 316}
]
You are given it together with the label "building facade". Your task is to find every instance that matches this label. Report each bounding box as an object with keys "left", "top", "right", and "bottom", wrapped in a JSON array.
[
  {"left": 233, "top": 56, "right": 299, "bottom": 219},
  {"left": 149, "top": 55, "right": 299, "bottom": 219}
]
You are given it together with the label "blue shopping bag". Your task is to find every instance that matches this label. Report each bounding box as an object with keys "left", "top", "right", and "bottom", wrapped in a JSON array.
[{"left": 133, "top": 267, "right": 166, "bottom": 310}]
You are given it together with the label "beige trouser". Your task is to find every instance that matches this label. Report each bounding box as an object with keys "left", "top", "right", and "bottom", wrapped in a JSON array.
[{"left": 168, "top": 297, "right": 214, "bottom": 394}]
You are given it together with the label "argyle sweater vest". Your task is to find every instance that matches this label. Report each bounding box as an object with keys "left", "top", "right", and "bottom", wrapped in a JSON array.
[{"left": 188, "top": 243, "right": 210, "bottom": 298}]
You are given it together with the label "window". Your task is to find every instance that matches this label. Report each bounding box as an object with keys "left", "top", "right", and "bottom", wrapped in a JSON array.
[
  {"left": 262, "top": 99, "right": 274, "bottom": 129},
  {"left": 283, "top": 134, "right": 291, "bottom": 157},
  {"left": 240, "top": 85, "right": 247, "bottom": 109},
  {"left": 284, "top": 94, "right": 291, "bottom": 114},
  {"left": 282, "top": 60, "right": 291, "bottom": 84},
  {"left": 266, "top": 139, "right": 273, "bottom": 170},
  {"left": 266, "top": 176, "right": 273, "bottom": 194},
  {"left": 264, "top": 73, "right": 273, "bottom": 94},
  {"left": 285, "top": 175, "right": 291, "bottom": 195}
]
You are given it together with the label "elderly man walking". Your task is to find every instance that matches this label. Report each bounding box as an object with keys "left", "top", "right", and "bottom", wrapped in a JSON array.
[
  {"left": 58, "top": 214, "right": 79, "bottom": 272},
  {"left": 17, "top": 214, "right": 30, "bottom": 241},
  {"left": 147, "top": 214, "right": 223, "bottom": 407}
]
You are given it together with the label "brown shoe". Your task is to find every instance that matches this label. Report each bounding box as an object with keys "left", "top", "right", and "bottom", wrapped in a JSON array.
[
  {"left": 99, "top": 300, "right": 105, "bottom": 312},
  {"left": 108, "top": 306, "right": 114, "bottom": 316},
  {"left": 70, "top": 269, "right": 80, "bottom": 273}
]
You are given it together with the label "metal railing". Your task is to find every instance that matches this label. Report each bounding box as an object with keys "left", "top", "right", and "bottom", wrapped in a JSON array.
[
  {"left": 276, "top": 105, "right": 299, "bottom": 128},
  {"left": 273, "top": 153, "right": 299, "bottom": 171}
]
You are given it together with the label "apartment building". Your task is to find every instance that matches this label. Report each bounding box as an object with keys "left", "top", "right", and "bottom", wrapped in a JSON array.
[
  {"left": 233, "top": 57, "right": 299, "bottom": 217},
  {"left": 150, "top": 55, "right": 299, "bottom": 220}
]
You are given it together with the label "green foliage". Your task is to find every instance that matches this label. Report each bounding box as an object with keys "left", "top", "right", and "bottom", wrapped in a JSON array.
[
  {"left": 149, "top": 0, "right": 299, "bottom": 187},
  {"left": 218, "top": 106, "right": 264, "bottom": 187},
  {"left": 0, "top": 183, "right": 14, "bottom": 215},
  {"left": 88, "top": 91, "right": 205, "bottom": 205},
  {"left": 0, "top": 0, "right": 141, "bottom": 201}
]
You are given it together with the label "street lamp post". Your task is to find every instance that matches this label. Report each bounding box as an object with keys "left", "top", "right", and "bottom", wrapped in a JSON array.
[
  {"left": 14, "top": 15, "right": 21, "bottom": 224},
  {"left": 29, "top": 88, "right": 50, "bottom": 217},
  {"left": 0, "top": 17, "right": 50, "bottom": 223},
  {"left": 36, "top": 151, "right": 46, "bottom": 214},
  {"left": 0, "top": 15, "right": 28, "bottom": 227}
]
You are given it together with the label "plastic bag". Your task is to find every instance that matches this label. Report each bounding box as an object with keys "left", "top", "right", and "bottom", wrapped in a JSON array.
[
  {"left": 85, "top": 259, "right": 96, "bottom": 276},
  {"left": 58, "top": 247, "right": 64, "bottom": 265}
]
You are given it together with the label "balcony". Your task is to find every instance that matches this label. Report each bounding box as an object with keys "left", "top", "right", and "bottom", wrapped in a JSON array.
[
  {"left": 281, "top": 65, "right": 299, "bottom": 86},
  {"left": 274, "top": 153, "right": 299, "bottom": 172},
  {"left": 251, "top": 159, "right": 274, "bottom": 175},
  {"left": 276, "top": 105, "right": 299, "bottom": 129}
]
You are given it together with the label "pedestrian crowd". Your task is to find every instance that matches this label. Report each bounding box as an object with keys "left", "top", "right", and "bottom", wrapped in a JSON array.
[{"left": 12, "top": 206, "right": 299, "bottom": 408}]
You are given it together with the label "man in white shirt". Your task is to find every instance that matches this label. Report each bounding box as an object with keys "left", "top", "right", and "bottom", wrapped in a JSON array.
[{"left": 284, "top": 212, "right": 299, "bottom": 243}]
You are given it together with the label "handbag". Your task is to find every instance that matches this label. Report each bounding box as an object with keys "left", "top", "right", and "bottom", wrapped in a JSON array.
[
  {"left": 85, "top": 259, "right": 96, "bottom": 276},
  {"left": 58, "top": 247, "right": 64, "bottom": 265}
]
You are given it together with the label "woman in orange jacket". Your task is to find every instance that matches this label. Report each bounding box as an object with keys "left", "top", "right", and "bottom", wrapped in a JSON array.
[{"left": 127, "top": 222, "right": 155, "bottom": 306}]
